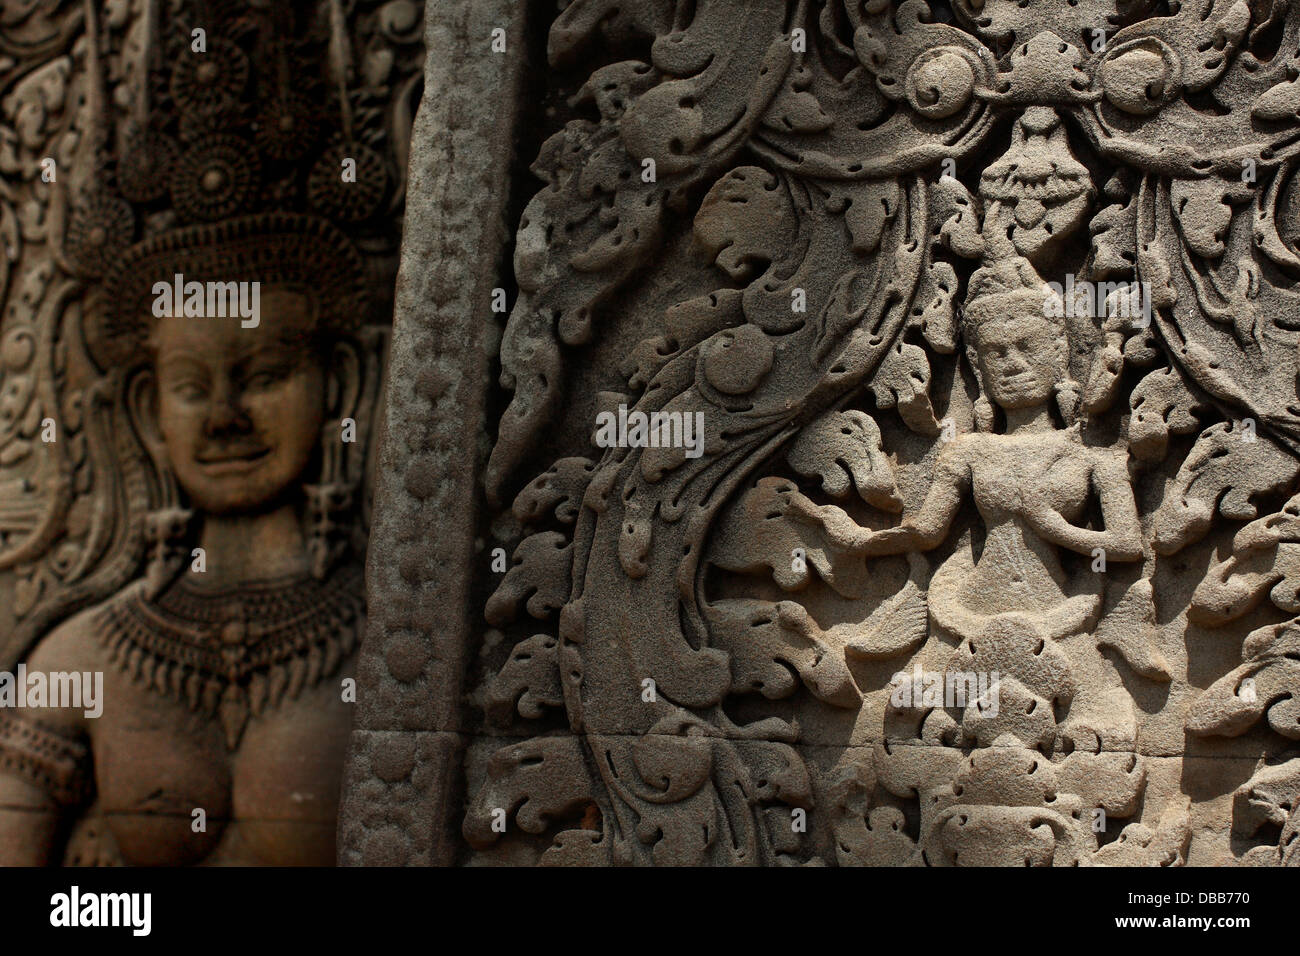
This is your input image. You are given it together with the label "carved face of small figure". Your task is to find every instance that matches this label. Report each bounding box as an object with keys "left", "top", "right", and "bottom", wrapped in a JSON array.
[
  {"left": 975, "top": 312, "right": 1065, "bottom": 411},
  {"left": 151, "top": 288, "right": 326, "bottom": 515}
]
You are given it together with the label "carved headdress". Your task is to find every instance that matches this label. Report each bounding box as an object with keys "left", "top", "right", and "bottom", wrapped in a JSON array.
[
  {"left": 63, "top": 0, "right": 415, "bottom": 285},
  {"left": 67, "top": 0, "right": 410, "bottom": 367},
  {"left": 6, "top": 0, "right": 420, "bottom": 657},
  {"left": 962, "top": 254, "right": 1063, "bottom": 337},
  {"left": 961, "top": 251, "right": 1077, "bottom": 429},
  {"left": 92, "top": 212, "right": 369, "bottom": 369}
]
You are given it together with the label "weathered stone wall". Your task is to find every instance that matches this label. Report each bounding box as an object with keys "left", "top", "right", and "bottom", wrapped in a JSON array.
[{"left": 345, "top": 0, "right": 1300, "bottom": 866}]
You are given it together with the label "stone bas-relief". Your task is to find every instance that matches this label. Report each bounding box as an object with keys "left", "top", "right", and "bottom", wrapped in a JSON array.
[
  {"left": 343, "top": 0, "right": 1300, "bottom": 866},
  {"left": 0, "top": 217, "right": 375, "bottom": 865},
  {"left": 0, "top": 1, "right": 422, "bottom": 863}
]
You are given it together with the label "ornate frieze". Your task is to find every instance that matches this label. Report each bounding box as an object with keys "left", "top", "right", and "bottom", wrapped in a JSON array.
[{"left": 347, "top": 0, "right": 1300, "bottom": 867}]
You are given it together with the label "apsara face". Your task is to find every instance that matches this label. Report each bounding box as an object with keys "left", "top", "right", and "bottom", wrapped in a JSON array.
[
  {"left": 151, "top": 288, "right": 326, "bottom": 515},
  {"left": 975, "top": 312, "right": 1066, "bottom": 412}
]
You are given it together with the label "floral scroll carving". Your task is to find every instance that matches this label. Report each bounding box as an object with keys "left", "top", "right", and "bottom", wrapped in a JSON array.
[{"left": 456, "top": 0, "right": 1300, "bottom": 866}]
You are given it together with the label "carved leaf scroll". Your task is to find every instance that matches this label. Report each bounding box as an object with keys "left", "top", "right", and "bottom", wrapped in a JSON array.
[{"left": 457, "top": 0, "right": 1300, "bottom": 869}]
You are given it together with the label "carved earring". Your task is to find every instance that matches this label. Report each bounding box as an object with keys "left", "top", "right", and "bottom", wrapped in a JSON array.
[
  {"left": 965, "top": 344, "right": 996, "bottom": 433},
  {"left": 1054, "top": 378, "right": 1081, "bottom": 428},
  {"left": 144, "top": 506, "right": 195, "bottom": 599},
  {"left": 306, "top": 340, "right": 366, "bottom": 580},
  {"left": 304, "top": 419, "right": 355, "bottom": 581},
  {"left": 304, "top": 483, "right": 354, "bottom": 581},
  {"left": 130, "top": 370, "right": 194, "bottom": 599}
]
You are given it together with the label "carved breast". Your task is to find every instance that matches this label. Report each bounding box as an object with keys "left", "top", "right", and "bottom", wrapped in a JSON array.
[
  {"left": 91, "top": 672, "right": 352, "bottom": 866},
  {"left": 969, "top": 433, "right": 1092, "bottom": 522}
]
